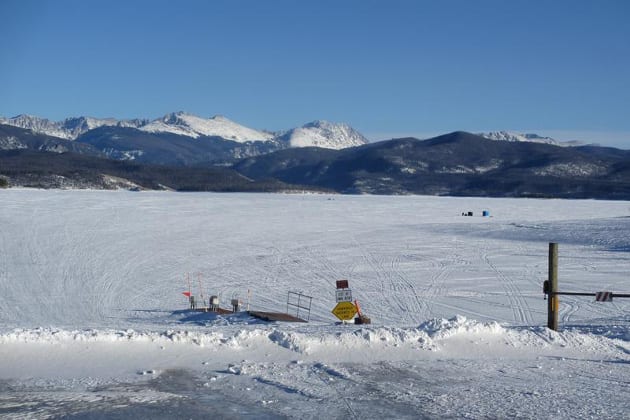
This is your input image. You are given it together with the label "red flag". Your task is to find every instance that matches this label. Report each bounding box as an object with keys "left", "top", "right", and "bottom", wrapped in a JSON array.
[{"left": 182, "top": 291, "right": 191, "bottom": 297}]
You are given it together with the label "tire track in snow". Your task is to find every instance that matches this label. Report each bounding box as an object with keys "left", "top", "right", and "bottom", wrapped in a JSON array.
[
  {"left": 203, "top": 245, "right": 288, "bottom": 313},
  {"left": 382, "top": 248, "right": 429, "bottom": 324},
  {"left": 388, "top": 252, "right": 428, "bottom": 320},
  {"left": 421, "top": 240, "right": 463, "bottom": 319},
  {"left": 352, "top": 237, "right": 465, "bottom": 324},
  {"left": 0, "top": 218, "right": 13, "bottom": 325},
  {"left": 572, "top": 298, "right": 623, "bottom": 321},
  {"left": 312, "top": 363, "right": 358, "bottom": 420},
  {"left": 455, "top": 294, "right": 513, "bottom": 311},
  {"left": 350, "top": 236, "right": 426, "bottom": 324},
  {"left": 429, "top": 299, "right": 512, "bottom": 323},
  {"left": 561, "top": 297, "right": 580, "bottom": 324},
  {"left": 62, "top": 217, "right": 99, "bottom": 324},
  {"left": 19, "top": 207, "right": 51, "bottom": 324},
  {"left": 481, "top": 250, "right": 535, "bottom": 326},
  {"left": 301, "top": 245, "right": 350, "bottom": 290}
]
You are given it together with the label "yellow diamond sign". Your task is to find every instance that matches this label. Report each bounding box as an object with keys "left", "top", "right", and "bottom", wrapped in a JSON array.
[{"left": 332, "top": 301, "right": 357, "bottom": 321}]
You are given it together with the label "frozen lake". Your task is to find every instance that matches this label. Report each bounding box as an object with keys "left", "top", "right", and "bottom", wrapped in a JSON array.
[{"left": 0, "top": 190, "right": 629, "bottom": 418}]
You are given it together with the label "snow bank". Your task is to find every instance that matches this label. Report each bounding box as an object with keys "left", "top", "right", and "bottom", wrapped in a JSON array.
[
  {"left": 418, "top": 314, "right": 505, "bottom": 339},
  {"left": 2, "top": 316, "right": 626, "bottom": 359}
]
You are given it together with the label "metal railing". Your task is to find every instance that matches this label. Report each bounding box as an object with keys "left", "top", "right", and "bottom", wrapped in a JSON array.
[{"left": 287, "top": 291, "right": 313, "bottom": 321}]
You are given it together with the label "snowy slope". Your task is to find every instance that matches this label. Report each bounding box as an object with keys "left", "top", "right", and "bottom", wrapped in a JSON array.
[
  {"left": 62, "top": 116, "right": 146, "bottom": 139},
  {"left": 0, "top": 114, "right": 72, "bottom": 139},
  {"left": 1, "top": 113, "right": 370, "bottom": 149},
  {"left": 0, "top": 112, "right": 275, "bottom": 143},
  {"left": 0, "top": 114, "right": 145, "bottom": 140},
  {"left": 479, "top": 130, "right": 581, "bottom": 146},
  {"left": 279, "top": 120, "right": 369, "bottom": 149},
  {"left": 139, "top": 112, "right": 274, "bottom": 142}
]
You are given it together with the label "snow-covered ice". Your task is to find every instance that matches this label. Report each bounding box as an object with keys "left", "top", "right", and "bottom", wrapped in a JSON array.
[{"left": 0, "top": 190, "right": 628, "bottom": 418}]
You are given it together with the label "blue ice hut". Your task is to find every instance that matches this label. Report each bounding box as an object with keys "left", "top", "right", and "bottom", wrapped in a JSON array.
[{"left": 482, "top": 210, "right": 490, "bottom": 217}]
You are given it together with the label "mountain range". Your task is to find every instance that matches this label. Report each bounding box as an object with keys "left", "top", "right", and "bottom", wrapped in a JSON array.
[
  {"left": 233, "top": 131, "right": 630, "bottom": 198},
  {"left": 0, "top": 112, "right": 371, "bottom": 166},
  {"left": 0, "top": 112, "right": 368, "bottom": 148},
  {"left": 478, "top": 131, "right": 585, "bottom": 147},
  {"left": 0, "top": 114, "right": 147, "bottom": 140},
  {"left": 1, "top": 113, "right": 629, "bottom": 198},
  {"left": 0, "top": 112, "right": 587, "bottom": 152}
]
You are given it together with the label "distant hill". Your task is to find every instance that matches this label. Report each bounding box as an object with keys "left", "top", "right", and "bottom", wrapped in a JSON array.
[
  {"left": 478, "top": 131, "right": 582, "bottom": 147},
  {"left": 234, "top": 131, "right": 630, "bottom": 199},
  {"left": 0, "top": 149, "right": 327, "bottom": 192},
  {"left": 0, "top": 124, "right": 102, "bottom": 155},
  {"left": 2, "top": 124, "right": 630, "bottom": 198},
  {"left": 74, "top": 126, "right": 282, "bottom": 166}
]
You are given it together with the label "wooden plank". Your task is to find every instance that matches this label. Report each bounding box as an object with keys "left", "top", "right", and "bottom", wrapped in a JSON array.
[{"left": 248, "top": 311, "right": 307, "bottom": 323}]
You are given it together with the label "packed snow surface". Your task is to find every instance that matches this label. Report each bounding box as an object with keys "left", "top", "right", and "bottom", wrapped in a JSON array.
[{"left": 0, "top": 191, "right": 628, "bottom": 418}]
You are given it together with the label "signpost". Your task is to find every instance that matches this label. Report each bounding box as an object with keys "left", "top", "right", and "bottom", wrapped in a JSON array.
[
  {"left": 332, "top": 301, "right": 357, "bottom": 321},
  {"left": 336, "top": 280, "right": 349, "bottom": 289},
  {"left": 336, "top": 289, "right": 353, "bottom": 303},
  {"left": 331, "top": 279, "right": 369, "bottom": 323},
  {"left": 543, "top": 242, "right": 630, "bottom": 331}
]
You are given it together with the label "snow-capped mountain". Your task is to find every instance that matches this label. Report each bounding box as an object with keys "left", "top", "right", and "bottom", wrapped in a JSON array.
[
  {"left": 478, "top": 131, "right": 579, "bottom": 147},
  {"left": 0, "top": 115, "right": 71, "bottom": 139},
  {"left": 0, "top": 114, "right": 146, "bottom": 140},
  {"left": 63, "top": 116, "right": 147, "bottom": 138},
  {"left": 278, "top": 120, "right": 369, "bottom": 150},
  {"left": 139, "top": 112, "right": 274, "bottom": 142},
  {"left": 1, "top": 112, "right": 369, "bottom": 150}
]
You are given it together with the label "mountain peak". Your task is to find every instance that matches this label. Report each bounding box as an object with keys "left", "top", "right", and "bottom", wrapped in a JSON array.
[
  {"left": 10, "top": 113, "right": 39, "bottom": 120},
  {"left": 141, "top": 112, "right": 273, "bottom": 142},
  {"left": 304, "top": 119, "right": 331, "bottom": 127},
  {"left": 0, "top": 114, "right": 147, "bottom": 140},
  {"left": 0, "top": 114, "right": 73, "bottom": 139},
  {"left": 160, "top": 111, "right": 187, "bottom": 124},
  {"left": 479, "top": 131, "right": 563, "bottom": 146},
  {"left": 279, "top": 120, "right": 368, "bottom": 150}
]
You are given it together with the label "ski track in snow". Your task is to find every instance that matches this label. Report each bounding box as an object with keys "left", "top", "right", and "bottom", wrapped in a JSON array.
[
  {"left": 2, "top": 189, "right": 627, "bottom": 330},
  {"left": 0, "top": 190, "right": 629, "bottom": 418},
  {"left": 482, "top": 248, "right": 535, "bottom": 326}
]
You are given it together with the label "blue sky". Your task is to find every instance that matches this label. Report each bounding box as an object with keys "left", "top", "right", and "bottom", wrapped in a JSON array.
[{"left": 2, "top": 0, "right": 629, "bottom": 147}]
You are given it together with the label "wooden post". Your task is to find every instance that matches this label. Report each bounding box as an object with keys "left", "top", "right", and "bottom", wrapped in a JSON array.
[{"left": 547, "top": 242, "right": 559, "bottom": 331}]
